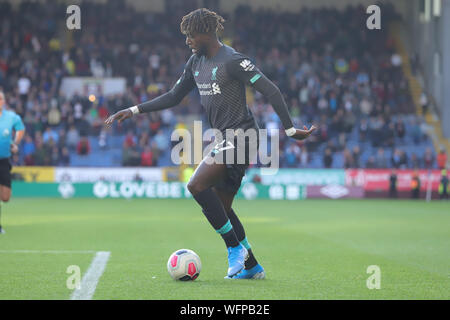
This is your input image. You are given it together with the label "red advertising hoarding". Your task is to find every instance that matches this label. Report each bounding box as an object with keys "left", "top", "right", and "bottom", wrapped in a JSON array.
[{"left": 345, "top": 169, "right": 442, "bottom": 191}]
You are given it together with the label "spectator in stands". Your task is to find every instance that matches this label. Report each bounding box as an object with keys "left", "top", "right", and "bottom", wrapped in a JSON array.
[
  {"left": 317, "top": 122, "right": 329, "bottom": 144},
  {"left": 24, "top": 153, "right": 34, "bottom": 166},
  {"left": 439, "top": 169, "right": 449, "bottom": 200},
  {"left": 43, "top": 127, "right": 59, "bottom": 144},
  {"left": 22, "top": 135, "right": 35, "bottom": 158},
  {"left": 141, "top": 146, "right": 153, "bottom": 167},
  {"left": 336, "top": 133, "right": 347, "bottom": 152},
  {"left": 389, "top": 169, "right": 398, "bottom": 198},
  {"left": 395, "top": 119, "right": 405, "bottom": 140},
  {"left": 375, "top": 148, "right": 388, "bottom": 168},
  {"left": 420, "top": 92, "right": 428, "bottom": 116},
  {"left": 87, "top": 104, "right": 102, "bottom": 135},
  {"left": 33, "top": 138, "right": 49, "bottom": 165},
  {"left": 138, "top": 132, "right": 150, "bottom": 150},
  {"left": 122, "top": 142, "right": 140, "bottom": 166},
  {"left": 98, "top": 104, "right": 109, "bottom": 121},
  {"left": 360, "top": 98, "right": 372, "bottom": 116},
  {"left": 98, "top": 129, "right": 108, "bottom": 149},
  {"left": 399, "top": 150, "right": 409, "bottom": 169},
  {"left": 343, "top": 110, "right": 356, "bottom": 133},
  {"left": 411, "top": 171, "right": 421, "bottom": 199},
  {"left": 17, "top": 75, "right": 31, "bottom": 105},
  {"left": 437, "top": 148, "right": 447, "bottom": 170},
  {"left": 366, "top": 156, "right": 376, "bottom": 169},
  {"left": 76, "top": 115, "right": 91, "bottom": 136},
  {"left": 77, "top": 137, "right": 91, "bottom": 155},
  {"left": 154, "top": 129, "right": 170, "bottom": 155},
  {"left": 352, "top": 146, "right": 361, "bottom": 168},
  {"left": 299, "top": 146, "right": 309, "bottom": 168},
  {"left": 58, "top": 129, "right": 67, "bottom": 151},
  {"left": 391, "top": 149, "right": 408, "bottom": 169},
  {"left": 48, "top": 105, "right": 61, "bottom": 127},
  {"left": 410, "top": 153, "right": 421, "bottom": 169},
  {"left": 343, "top": 148, "right": 353, "bottom": 169},
  {"left": 150, "top": 140, "right": 160, "bottom": 166},
  {"left": 124, "top": 130, "right": 137, "bottom": 148},
  {"left": 359, "top": 118, "right": 369, "bottom": 142},
  {"left": 384, "top": 122, "right": 395, "bottom": 148},
  {"left": 60, "top": 147, "right": 70, "bottom": 166},
  {"left": 285, "top": 144, "right": 301, "bottom": 168},
  {"left": 423, "top": 147, "right": 435, "bottom": 169},
  {"left": 411, "top": 119, "right": 422, "bottom": 145},
  {"left": 66, "top": 125, "right": 79, "bottom": 150},
  {"left": 323, "top": 148, "right": 333, "bottom": 168},
  {"left": 50, "top": 146, "right": 60, "bottom": 165}
]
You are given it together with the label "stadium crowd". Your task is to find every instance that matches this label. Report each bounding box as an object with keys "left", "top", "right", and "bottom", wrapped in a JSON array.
[{"left": 0, "top": 0, "right": 443, "bottom": 169}]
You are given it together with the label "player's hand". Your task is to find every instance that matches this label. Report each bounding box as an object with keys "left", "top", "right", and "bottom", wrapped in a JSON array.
[
  {"left": 10, "top": 143, "right": 19, "bottom": 154},
  {"left": 104, "top": 109, "right": 133, "bottom": 125},
  {"left": 290, "top": 125, "right": 317, "bottom": 140}
]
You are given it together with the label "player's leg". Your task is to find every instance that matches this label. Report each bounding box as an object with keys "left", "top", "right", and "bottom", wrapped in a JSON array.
[
  {"left": 0, "top": 186, "right": 11, "bottom": 234},
  {"left": 214, "top": 188, "right": 259, "bottom": 269},
  {"left": 214, "top": 188, "right": 265, "bottom": 279},
  {"left": 187, "top": 158, "right": 248, "bottom": 277},
  {"left": 0, "top": 159, "right": 12, "bottom": 234},
  {"left": 187, "top": 159, "right": 240, "bottom": 248}
]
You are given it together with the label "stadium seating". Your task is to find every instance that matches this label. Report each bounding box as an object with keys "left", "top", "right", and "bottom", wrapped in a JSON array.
[{"left": 0, "top": 1, "right": 439, "bottom": 169}]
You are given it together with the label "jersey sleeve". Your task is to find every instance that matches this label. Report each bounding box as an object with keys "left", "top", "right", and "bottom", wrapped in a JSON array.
[
  {"left": 13, "top": 114, "right": 25, "bottom": 131},
  {"left": 226, "top": 53, "right": 294, "bottom": 130},
  {"left": 171, "top": 54, "right": 197, "bottom": 99},
  {"left": 225, "top": 54, "right": 263, "bottom": 86}
]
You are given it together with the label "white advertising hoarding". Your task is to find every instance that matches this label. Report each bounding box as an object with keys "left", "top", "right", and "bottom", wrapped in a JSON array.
[
  {"left": 60, "top": 77, "right": 126, "bottom": 98},
  {"left": 54, "top": 167, "right": 163, "bottom": 183}
]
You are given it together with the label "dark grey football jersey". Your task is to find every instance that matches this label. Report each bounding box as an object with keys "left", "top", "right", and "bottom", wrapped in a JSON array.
[{"left": 173, "top": 45, "right": 262, "bottom": 133}]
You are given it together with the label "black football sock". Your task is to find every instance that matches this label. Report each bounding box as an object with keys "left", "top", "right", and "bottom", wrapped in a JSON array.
[
  {"left": 215, "top": 219, "right": 240, "bottom": 248},
  {"left": 193, "top": 188, "right": 240, "bottom": 248},
  {"left": 245, "top": 249, "right": 258, "bottom": 270},
  {"left": 227, "top": 208, "right": 258, "bottom": 269}
]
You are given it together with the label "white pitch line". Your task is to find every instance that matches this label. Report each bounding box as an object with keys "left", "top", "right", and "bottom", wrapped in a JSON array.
[
  {"left": 70, "top": 251, "right": 111, "bottom": 300},
  {"left": 0, "top": 250, "right": 96, "bottom": 254}
]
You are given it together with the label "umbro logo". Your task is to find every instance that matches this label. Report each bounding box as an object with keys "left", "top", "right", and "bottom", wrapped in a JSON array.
[{"left": 240, "top": 59, "right": 255, "bottom": 71}]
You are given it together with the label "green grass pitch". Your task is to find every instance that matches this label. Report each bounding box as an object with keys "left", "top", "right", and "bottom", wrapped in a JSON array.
[{"left": 0, "top": 198, "right": 449, "bottom": 299}]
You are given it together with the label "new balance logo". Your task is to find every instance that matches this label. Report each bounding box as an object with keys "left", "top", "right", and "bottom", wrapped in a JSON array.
[
  {"left": 211, "top": 140, "right": 235, "bottom": 155},
  {"left": 212, "top": 83, "right": 221, "bottom": 95},
  {"left": 240, "top": 59, "right": 255, "bottom": 71}
]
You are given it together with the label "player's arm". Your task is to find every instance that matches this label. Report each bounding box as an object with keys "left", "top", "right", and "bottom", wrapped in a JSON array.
[
  {"left": 226, "top": 55, "right": 316, "bottom": 140},
  {"left": 105, "top": 56, "right": 196, "bottom": 124},
  {"left": 11, "top": 115, "right": 25, "bottom": 154}
]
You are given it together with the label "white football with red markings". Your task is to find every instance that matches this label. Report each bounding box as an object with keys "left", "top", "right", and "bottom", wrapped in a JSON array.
[{"left": 167, "top": 249, "right": 202, "bottom": 281}]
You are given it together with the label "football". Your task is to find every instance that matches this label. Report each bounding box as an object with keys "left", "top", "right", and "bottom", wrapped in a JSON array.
[{"left": 167, "top": 249, "right": 202, "bottom": 281}]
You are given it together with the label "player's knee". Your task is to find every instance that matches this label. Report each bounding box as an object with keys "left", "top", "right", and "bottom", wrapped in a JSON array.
[
  {"left": 187, "top": 179, "right": 205, "bottom": 196},
  {"left": 223, "top": 205, "right": 232, "bottom": 215}
]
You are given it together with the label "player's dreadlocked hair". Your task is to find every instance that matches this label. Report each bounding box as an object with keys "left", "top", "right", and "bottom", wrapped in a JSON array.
[{"left": 180, "top": 8, "right": 225, "bottom": 37}]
